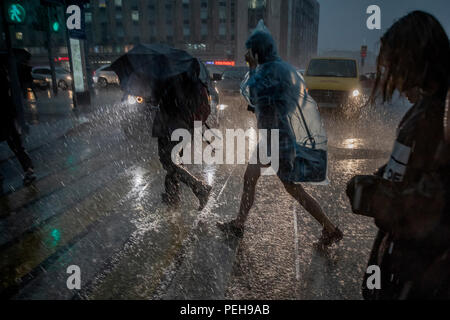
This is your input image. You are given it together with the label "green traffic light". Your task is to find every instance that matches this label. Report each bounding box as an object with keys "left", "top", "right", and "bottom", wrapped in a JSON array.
[
  {"left": 7, "top": 3, "right": 26, "bottom": 24},
  {"left": 52, "top": 21, "right": 60, "bottom": 32}
]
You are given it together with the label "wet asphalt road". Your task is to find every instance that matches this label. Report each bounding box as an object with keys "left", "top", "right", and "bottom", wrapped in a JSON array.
[{"left": 0, "top": 88, "right": 411, "bottom": 300}]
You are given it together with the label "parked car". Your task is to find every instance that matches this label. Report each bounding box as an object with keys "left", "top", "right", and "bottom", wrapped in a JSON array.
[
  {"left": 31, "top": 66, "right": 72, "bottom": 90},
  {"left": 303, "top": 57, "right": 362, "bottom": 109},
  {"left": 93, "top": 65, "right": 120, "bottom": 88},
  {"left": 213, "top": 66, "right": 249, "bottom": 95}
]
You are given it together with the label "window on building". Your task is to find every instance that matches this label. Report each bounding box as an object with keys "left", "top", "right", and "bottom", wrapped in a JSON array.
[
  {"left": 183, "top": 1, "right": 190, "bottom": 25},
  {"left": 167, "top": 24, "right": 174, "bottom": 37},
  {"left": 248, "top": 0, "right": 266, "bottom": 9},
  {"left": 219, "top": 23, "right": 226, "bottom": 39},
  {"left": 131, "top": 10, "right": 139, "bottom": 22},
  {"left": 148, "top": 2, "right": 156, "bottom": 26},
  {"left": 248, "top": 0, "right": 266, "bottom": 29},
  {"left": 117, "top": 27, "right": 124, "bottom": 37},
  {"left": 115, "top": 12, "right": 122, "bottom": 20},
  {"left": 201, "top": 0, "right": 208, "bottom": 20},
  {"left": 85, "top": 12, "right": 92, "bottom": 23},
  {"left": 114, "top": 0, "right": 122, "bottom": 7},
  {"left": 99, "top": 0, "right": 106, "bottom": 8},
  {"left": 165, "top": 1, "right": 173, "bottom": 24},
  {"left": 219, "top": 1, "right": 227, "bottom": 20},
  {"left": 201, "top": 23, "right": 208, "bottom": 38},
  {"left": 150, "top": 26, "right": 156, "bottom": 37},
  {"left": 231, "top": 0, "right": 236, "bottom": 23},
  {"left": 200, "top": 2, "right": 208, "bottom": 20},
  {"left": 183, "top": 26, "right": 191, "bottom": 37}
]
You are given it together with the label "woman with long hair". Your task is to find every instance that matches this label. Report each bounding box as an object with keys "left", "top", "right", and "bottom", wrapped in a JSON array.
[{"left": 347, "top": 11, "right": 450, "bottom": 299}]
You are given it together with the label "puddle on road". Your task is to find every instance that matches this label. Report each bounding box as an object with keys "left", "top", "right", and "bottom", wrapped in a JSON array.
[{"left": 340, "top": 138, "right": 364, "bottom": 149}]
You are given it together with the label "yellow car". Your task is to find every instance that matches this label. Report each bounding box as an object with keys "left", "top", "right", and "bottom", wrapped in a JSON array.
[{"left": 303, "top": 57, "right": 362, "bottom": 109}]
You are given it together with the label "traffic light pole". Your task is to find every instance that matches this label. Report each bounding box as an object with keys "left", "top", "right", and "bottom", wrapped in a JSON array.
[
  {"left": 64, "top": 12, "right": 78, "bottom": 110},
  {"left": 46, "top": 6, "right": 58, "bottom": 96},
  {"left": 1, "top": 0, "right": 27, "bottom": 132}
]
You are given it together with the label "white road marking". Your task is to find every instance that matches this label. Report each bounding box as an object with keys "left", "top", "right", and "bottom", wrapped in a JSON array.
[
  {"left": 293, "top": 207, "right": 300, "bottom": 281},
  {"left": 216, "top": 166, "right": 237, "bottom": 202}
]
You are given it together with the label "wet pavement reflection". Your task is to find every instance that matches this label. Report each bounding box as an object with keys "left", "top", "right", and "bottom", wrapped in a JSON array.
[{"left": 0, "top": 87, "right": 411, "bottom": 299}]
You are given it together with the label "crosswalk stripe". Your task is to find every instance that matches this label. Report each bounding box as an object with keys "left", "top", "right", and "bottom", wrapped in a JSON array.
[
  {"left": 0, "top": 169, "right": 135, "bottom": 294},
  {"left": 0, "top": 146, "right": 130, "bottom": 218}
]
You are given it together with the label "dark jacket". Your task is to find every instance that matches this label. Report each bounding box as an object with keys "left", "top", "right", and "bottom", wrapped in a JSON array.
[
  {"left": 151, "top": 81, "right": 208, "bottom": 138},
  {"left": 361, "top": 90, "right": 450, "bottom": 300},
  {"left": 0, "top": 65, "right": 16, "bottom": 141}
]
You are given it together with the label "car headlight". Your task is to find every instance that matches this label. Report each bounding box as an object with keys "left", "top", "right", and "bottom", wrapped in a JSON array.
[
  {"left": 127, "top": 95, "right": 137, "bottom": 105},
  {"left": 136, "top": 96, "right": 144, "bottom": 104},
  {"left": 352, "top": 89, "right": 360, "bottom": 97}
]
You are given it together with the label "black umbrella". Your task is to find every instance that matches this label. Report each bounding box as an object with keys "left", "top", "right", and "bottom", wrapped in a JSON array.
[
  {"left": 0, "top": 48, "right": 31, "bottom": 65},
  {"left": 111, "top": 44, "right": 206, "bottom": 97}
]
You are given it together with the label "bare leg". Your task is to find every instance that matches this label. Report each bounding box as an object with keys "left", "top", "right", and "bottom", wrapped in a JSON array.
[
  {"left": 235, "top": 164, "right": 261, "bottom": 228},
  {"left": 283, "top": 182, "right": 337, "bottom": 232}
]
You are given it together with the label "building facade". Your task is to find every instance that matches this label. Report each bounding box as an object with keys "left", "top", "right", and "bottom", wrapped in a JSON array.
[
  {"left": 86, "top": 0, "right": 319, "bottom": 67},
  {"left": 1, "top": 0, "right": 320, "bottom": 68}
]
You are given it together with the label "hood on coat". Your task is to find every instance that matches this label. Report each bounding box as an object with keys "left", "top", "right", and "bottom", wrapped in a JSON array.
[{"left": 245, "top": 29, "right": 279, "bottom": 65}]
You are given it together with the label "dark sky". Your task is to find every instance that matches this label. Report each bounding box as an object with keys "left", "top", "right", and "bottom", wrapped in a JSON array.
[{"left": 317, "top": 0, "right": 450, "bottom": 53}]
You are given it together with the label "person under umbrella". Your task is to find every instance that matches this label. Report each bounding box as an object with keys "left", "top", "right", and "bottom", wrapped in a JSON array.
[{"left": 112, "top": 44, "right": 212, "bottom": 210}]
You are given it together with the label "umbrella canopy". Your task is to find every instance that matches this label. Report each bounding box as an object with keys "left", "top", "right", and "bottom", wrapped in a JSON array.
[
  {"left": 0, "top": 48, "right": 31, "bottom": 65},
  {"left": 111, "top": 43, "right": 205, "bottom": 97}
]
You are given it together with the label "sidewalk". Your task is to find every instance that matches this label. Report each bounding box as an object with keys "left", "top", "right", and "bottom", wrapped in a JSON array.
[
  {"left": 0, "top": 91, "right": 89, "bottom": 163},
  {"left": 0, "top": 87, "right": 124, "bottom": 163}
]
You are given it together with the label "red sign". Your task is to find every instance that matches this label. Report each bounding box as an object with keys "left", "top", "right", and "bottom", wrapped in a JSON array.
[
  {"left": 54, "top": 57, "right": 70, "bottom": 62},
  {"left": 214, "top": 60, "right": 235, "bottom": 66},
  {"left": 361, "top": 45, "right": 368, "bottom": 58}
]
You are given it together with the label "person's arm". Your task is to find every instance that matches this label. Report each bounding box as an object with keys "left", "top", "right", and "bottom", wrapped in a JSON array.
[{"left": 247, "top": 71, "right": 257, "bottom": 112}]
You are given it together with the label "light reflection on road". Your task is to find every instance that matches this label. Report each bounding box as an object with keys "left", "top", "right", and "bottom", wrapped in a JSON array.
[{"left": 341, "top": 138, "right": 364, "bottom": 149}]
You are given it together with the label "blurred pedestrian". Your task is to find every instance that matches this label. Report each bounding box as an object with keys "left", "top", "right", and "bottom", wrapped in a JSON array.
[
  {"left": 218, "top": 22, "right": 343, "bottom": 247},
  {"left": 0, "top": 59, "right": 36, "bottom": 186},
  {"left": 346, "top": 11, "right": 450, "bottom": 299},
  {"left": 151, "top": 72, "right": 212, "bottom": 210}
]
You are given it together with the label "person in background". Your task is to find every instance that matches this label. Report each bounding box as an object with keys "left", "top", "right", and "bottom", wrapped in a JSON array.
[
  {"left": 0, "top": 60, "right": 36, "bottom": 186},
  {"left": 346, "top": 11, "right": 450, "bottom": 299}
]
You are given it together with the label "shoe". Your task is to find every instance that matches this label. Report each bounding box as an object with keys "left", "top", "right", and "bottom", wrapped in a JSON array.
[
  {"left": 194, "top": 183, "right": 212, "bottom": 211},
  {"left": 23, "top": 169, "right": 36, "bottom": 186},
  {"left": 161, "top": 192, "right": 180, "bottom": 208},
  {"left": 319, "top": 227, "right": 343, "bottom": 247},
  {"left": 217, "top": 220, "right": 244, "bottom": 238}
]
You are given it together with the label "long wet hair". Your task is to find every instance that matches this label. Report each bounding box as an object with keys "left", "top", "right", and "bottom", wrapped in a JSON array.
[{"left": 370, "top": 11, "right": 450, "bottom": 104}]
